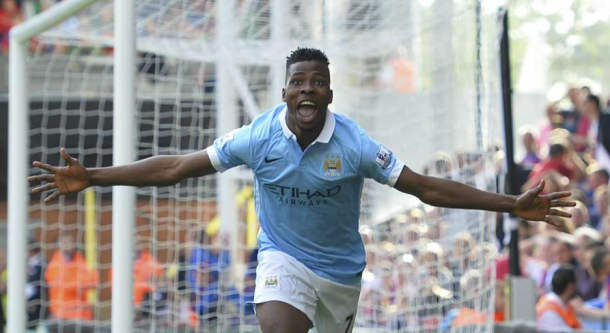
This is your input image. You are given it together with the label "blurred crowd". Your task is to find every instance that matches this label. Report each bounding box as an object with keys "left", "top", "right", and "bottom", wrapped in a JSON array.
[
  {"left": 0, "top": 219, "right": 258, "bottom": 332},
  {"left": 0, "top": 0, "right": 63, "bottom": 54},
  {"left": 351, "top": 84, "right": 610, "bottom": 332},
  {"left": 511, "top": 85, "right": 610, "bottom": 331}
]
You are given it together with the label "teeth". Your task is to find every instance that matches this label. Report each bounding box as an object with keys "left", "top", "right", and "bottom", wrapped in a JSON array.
[{"left": 300, "top": 101, "right": 316, "bottom": 107}]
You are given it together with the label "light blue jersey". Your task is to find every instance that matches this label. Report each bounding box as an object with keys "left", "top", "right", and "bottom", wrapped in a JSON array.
[{"left": 206, "top": 104, "right": 404, "bottom": 285}]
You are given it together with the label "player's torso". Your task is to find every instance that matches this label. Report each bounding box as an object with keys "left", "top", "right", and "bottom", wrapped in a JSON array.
[
  {"left": 246, "top": 108, "right": 369, "bottom": 284},
  {"left": 254, "top": 133, "right": 361, "bottom": 209}
]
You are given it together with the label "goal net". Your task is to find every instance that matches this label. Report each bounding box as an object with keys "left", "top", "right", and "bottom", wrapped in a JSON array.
[{"left": 16, "top": 0, "right": 505, "bottom": 332}]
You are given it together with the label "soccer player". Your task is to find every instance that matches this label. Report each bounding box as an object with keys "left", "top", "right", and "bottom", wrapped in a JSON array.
[{"left": 28, "top": 48, "right": 575, "bottom": 333}]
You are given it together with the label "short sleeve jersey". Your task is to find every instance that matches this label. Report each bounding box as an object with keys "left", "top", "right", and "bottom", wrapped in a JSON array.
[{"left": 207, "top": 104, "right": 404, "bottom": 285}]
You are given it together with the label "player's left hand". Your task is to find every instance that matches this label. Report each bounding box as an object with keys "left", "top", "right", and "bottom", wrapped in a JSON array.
[{"left": 513, "top": 180, "right": 576, "bottom": 227}]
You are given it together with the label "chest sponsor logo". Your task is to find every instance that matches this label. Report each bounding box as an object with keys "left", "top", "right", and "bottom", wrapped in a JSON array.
[
  {"left": 375, "top": 145, "right": 393, "bottom": 170},
  {"left": 264, "top": 183, "right": 341, "bottom": 206},
  {"left": 322, "top": 153, "right": 343, "bottom": 178}
]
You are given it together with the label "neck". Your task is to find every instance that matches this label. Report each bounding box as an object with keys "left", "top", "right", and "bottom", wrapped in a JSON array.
[
  {"left": 286, "top": 113, "right": 326, "bottom": 151},
  {"left": 558, "top": 291, "right": 572, "bottom": 304}
]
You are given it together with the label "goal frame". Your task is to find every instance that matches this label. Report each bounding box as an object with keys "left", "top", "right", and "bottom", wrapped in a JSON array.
[
  {"left": 8, "top": 0, "right": 266, "bottom": 332},
  {"left": 9, "top": 2, "right": 103, "bottom": 333}
]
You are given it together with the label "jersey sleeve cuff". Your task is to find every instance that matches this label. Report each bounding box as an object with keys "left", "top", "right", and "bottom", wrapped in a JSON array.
[
  {"left": 387, "top": 160, "right": 405, "bottom": 187},
  {"left": 206, "top": 146, "right": 227, "bottom": 173}
]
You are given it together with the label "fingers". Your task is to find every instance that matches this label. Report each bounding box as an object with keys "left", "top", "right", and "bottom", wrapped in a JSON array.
[
  {"left": 32, "top": 183, "right": 57, "bottom": 194},
  {"left": 32, "top": 161, "right": 56, "bottom": 173},
  {"left": 543, "top": 216, "right": 561, "bottom": 228},
  {"left": 44, "top": 191, "right": 62, "bottom": 204},
  {"left": 550, "top": 200, "right": 577, "bottom": 208},
  {"left": 60, "top": 148, "right": 75, "bottom": 166},
  {"left": 27, "top": 174, "right": 55, "bottom": 183},
  {"left": 531, "top": 179, "right": 545, "bottom": 196},
  {"left": 548, "top": 209, "right": 572, "bottom": 218},
  {"left": 543, "top": 191, "right": 572, "bottom": 200}
]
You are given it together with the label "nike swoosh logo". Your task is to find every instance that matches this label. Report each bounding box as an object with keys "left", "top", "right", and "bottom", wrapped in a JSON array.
[{"left": 264, "top": 157, "right": 283, "bottom": 163}]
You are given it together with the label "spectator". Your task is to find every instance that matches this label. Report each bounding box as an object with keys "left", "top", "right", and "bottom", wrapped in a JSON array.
[
  {"left": 494, "top": 279, "right": 506, "bottom": 323},
  {"left": 107, "top": 241, "right": 165, "bottom": 320},
  {"left": 445, "top": 269, "right": 488, "bottom": 328},
  {"left": 593, "top": 186, "right": 610, "bottom": 237},
  {"left": 573, "top": 89, "right": 592, "bottom": 153},
  {"left": 241, "top": 248, "right": 258, "bottom": 321},
  {"left": 585, "top": 166, "right": 609, "bottom": 215},
  {"left": 516, "top": 233, "right": 553, "bottom": 292},
  {"left": 0, "top": 0, "right": 23, "bottom": 53},
  {"left": 45, "top": 233, "right": 99, "bottom": 321},
  {"left": 26, "top": 239, "right": 47, "bottom": 330},
  {"left": 188, "top": 222, "right": 234, "bottom": 321},
  {"left": 538, "top": 103, "right": 562, "bottom": 156},
  {"left": 519, "top": 125, "right": 542, "bottom": 169},
  {"left": 559, "top": 87, "right": 584, "bottom": 134},
  {"left": 537, "top": 264, "right": 582, "bottom": 331},
  {"left": 417, "top": 242, "right": 453, "bottom": 294},
  {"left": 571, "top": 249, "right": 610, "bottom": 330},
  {"left": 590, "top": 249, "right": 610, "bottom": 298},
  {"left": 566, "top": 201, "right": 589, "bottom": 229},
  {"left": 526, "top": 142, "right": 586, "bottom": 188},
  {"left": 544, "top": 236, "right": 576, "bottom": 292},
  {"left": 449, "top": 232, "right": 475, "bottom": 277},
  {"left": 583, "top": 94, "right": 610, "bottom": 174},
  {"left": 573, "top": 228, "right": 602, "bottom": 301}
]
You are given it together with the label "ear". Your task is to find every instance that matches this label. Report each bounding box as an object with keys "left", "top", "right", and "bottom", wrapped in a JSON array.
[
  {"left": 329, "top": 89, "right": 333, "bottom": 104},
  {"left": 282, "top": 88, "right": 286, "bottom": 102}
]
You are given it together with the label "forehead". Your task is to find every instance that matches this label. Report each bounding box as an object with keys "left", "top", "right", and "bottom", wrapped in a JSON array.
[{"left": 287, "top": 60, "right": 330, "bottom": 78}]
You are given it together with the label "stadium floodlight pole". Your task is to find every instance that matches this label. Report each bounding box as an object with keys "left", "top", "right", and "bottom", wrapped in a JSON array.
[
  {"left": 8, "top": 0, "right": 100, "bottom": 332},
  {"left": 500, "top": 9, "right": 520, "bottom": 276},
  {"left": 217, "top": 0, "right": 240, "bottom": 284},
  {"left": 112, "top": 0, "right": 137, "bottom": 332}
]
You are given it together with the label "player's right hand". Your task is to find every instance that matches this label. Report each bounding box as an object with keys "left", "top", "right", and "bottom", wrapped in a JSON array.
[{"left": 27, "top": 148, "right": 90, "bottom": 203}]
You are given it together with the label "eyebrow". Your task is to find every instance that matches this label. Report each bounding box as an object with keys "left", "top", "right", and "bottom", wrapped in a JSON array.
[{"left": 289, "top": 71, "right": 329, "bottom": 79}]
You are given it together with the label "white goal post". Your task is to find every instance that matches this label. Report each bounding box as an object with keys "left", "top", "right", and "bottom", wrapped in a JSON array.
[
  {"left": 9, "top": 1, "right": 506, "bottom": 332},
  {"left": 9, "top": 2, "right": 103, "bottom": 333}
]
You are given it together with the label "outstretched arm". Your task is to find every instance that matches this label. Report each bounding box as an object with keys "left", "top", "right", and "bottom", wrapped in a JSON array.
[
  {"left": 393, "top": 166, "right": 575, "bottom": 225},
  {"left": 28, "top": 148, "right": 217, "bottom": 203}
]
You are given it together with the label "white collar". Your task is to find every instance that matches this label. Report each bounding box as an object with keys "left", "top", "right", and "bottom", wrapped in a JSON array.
[{"left": 279, "top": 106, "right": 335, "bottom": 144}]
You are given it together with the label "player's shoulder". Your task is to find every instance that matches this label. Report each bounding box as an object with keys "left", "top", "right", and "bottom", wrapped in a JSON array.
[
  {"left": 331, "top": 110, "right": 367, "bottom": 144},
  {"left": 246, "top": 103, "right": 286, "bottom": 140}
]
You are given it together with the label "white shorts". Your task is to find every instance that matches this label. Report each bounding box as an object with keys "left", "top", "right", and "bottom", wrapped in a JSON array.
[{"left": 253, "top": 250, "right": 361, "bottom": 333}]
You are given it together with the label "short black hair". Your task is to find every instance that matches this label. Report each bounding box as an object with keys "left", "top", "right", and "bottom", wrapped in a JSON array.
[
  {"left": 285, "top": 47, "right": 330, "bottom": 73},
  {"left": 548, "top": 143, "right": 567, "bottom": 158},
  {"left": 551, "top": 264, "right": 577, "bottom": 295},
  {"left": 586, "top": 94, "right": 601, "bottom": 111},
  {"left": 591, "top": 249, "right": 610, "bottom": 277}
]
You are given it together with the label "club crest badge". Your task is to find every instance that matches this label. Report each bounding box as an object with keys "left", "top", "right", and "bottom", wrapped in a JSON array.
[
  {"left": 264, "top": 276, "right": 280, "bottom": 290},
  {"left": 322, "top": 153, "right": 343, "bottom": 178}
]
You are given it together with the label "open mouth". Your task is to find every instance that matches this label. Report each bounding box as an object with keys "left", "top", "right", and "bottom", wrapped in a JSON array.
[{"left": 297, "top": 100, "right": 317, "bottom": 122}]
